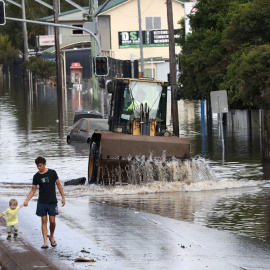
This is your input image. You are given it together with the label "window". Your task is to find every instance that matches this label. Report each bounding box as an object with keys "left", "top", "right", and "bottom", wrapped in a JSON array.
[
  {"left": 72, "top": 24, "right": 83, "bottom": 35},
  {"left": 99, "top": 17, "right": 106, "bottom": 27},
  {"left": 73, "top": 120, "right": 83, "bottom": 132},
  {"left": 144, "top": 68, "right": 156, "bottom": 80},
  {"left": 80, "top": 120, "right": 88, "bottom": 132},
  {"left": 145, "top": 17, "right": 161, "bottom": 30}
]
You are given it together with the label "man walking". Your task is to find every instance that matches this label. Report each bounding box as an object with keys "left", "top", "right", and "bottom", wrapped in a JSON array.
[{"left": 24, "top": 156, "right": 65, "bottom": 249}]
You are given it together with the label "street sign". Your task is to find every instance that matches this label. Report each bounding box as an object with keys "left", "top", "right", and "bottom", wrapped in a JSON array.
[
  {"left": 28, "top": 48, "right": 38, "bottom": 57},
  {"left": 210, "top": 90, "right": 228, "bottom": 114},
  {"left": 77, "top": 84, "right": 82, "bottom": 91}
]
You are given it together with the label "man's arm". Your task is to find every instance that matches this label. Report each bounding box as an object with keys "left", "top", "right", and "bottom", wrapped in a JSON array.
[
  {"left": 24, "top": 185, "right": 37, "bottom": 206},
  {"left": 56, "top": 179, "right": 65, "bottom": 207}
]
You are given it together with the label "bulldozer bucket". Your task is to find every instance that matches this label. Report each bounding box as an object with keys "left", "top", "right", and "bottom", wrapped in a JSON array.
[
  {"left": 99, "top": 132, "right": 190, "bottom": 160},
  {"left": 88, "top": 132, "right": 190, "bottom": 185}
]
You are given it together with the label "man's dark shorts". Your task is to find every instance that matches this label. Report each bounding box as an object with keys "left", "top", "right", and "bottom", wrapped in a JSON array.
[{"left": 36, "top": 202, "right": 59, "bottom": 217}]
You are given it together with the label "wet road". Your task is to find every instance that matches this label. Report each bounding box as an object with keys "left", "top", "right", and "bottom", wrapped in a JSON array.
[
  {"left": 1, "top": 79, "right": 270, "bottom": 269},
  {"left": 1, "top": 195, "right": 270, "bottom": 270}
]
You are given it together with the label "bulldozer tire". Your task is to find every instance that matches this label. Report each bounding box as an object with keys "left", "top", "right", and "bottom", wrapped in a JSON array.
[{"left": 88, "top": 141, "right": 100, "bottom": 184}]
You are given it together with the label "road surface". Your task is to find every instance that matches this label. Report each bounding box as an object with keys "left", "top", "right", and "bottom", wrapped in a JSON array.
[{"left": 0, "top": 196, "right": 270, "bottom": 270}]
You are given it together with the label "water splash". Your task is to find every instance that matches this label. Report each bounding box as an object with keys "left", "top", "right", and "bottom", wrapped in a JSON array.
[
  {"left": 99, "top": 154, "right": 218, "bottom": 185},
  {"left": 191, "top": 156, "right": 218, "bottom": 182}
]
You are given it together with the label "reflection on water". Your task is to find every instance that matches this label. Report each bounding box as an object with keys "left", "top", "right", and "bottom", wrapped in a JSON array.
[
  {"left": 1, "top": 76, "right": 270, "bottom": 243},
  {"left": 87, "top": 185, "right": 270, "bottom": 242}
]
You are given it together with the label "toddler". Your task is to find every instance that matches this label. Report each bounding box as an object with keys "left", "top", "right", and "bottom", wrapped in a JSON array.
[{"left": 0, "top": 199, "right": 24, "bottom": 239}]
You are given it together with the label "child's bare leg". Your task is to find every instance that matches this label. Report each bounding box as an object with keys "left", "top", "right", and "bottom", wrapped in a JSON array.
[
  {"left": 14, "top": 224, "right": 18, "bottom": 238},
  {"left": 7, "top": 226, "right": 11, "bottom": 239}
]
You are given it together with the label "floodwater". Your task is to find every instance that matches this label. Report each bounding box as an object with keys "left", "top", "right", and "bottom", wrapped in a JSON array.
[{"left": 1, "top": 74, "right": 270, "bottom": 250}]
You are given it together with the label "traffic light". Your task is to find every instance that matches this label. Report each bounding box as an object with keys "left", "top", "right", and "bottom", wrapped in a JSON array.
[
  {"left": 0, "top": 1, "right": 5, "bottom": 25},
  {"left": 94, "top": 56, "right": 109, "bottom": 76}
]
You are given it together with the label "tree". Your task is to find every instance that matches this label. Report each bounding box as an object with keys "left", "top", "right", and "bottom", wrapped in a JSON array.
[
  {"left": 0, "top": 0, "right": 90, "bottom": 49},
  {"left": 221, "top": 45, "right": 270, "bottom": 110},
  {"left": 0, "top": 35, "right": 20, "bottom": 66},
  {"left": 178, "top": 0, "right": 237, "bottom": 101},
  {"left": 177, "top": 0, "right": 270, "bottom": 109},
  {"left": 220, "top": 0, "right": 270, "bottom": 109},
  {"left": 21, "top": 57, "right": 56, "bottom": 80}
]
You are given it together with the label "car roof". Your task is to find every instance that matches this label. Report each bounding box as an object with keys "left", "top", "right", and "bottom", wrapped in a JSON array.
[
  {"left": 83, "top": 118, "right": 108, "bottom": 122},
  {"left": 73, "top": 110, "right": 103, "bottom": 123},
  {"left": 73, "top": 118, "right": 108, "bottom": 126}
]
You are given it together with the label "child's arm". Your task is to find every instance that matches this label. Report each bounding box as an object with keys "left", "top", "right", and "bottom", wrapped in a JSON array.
[
  {"left": 0, "top": 213, "right": 5, "bottom": 218},
  {"left": 18, "top": 204, "right": 24, "bottom": 209}
]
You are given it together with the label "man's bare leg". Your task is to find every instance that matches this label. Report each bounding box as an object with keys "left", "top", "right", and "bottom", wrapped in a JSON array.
[
  {"left": 49, "top": 216, "right": 57, "bottom": 246},
  {"left": 41, "top": 216, "right": 48, "bottom": 247}
]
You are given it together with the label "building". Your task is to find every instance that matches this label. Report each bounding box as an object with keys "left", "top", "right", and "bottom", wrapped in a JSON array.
[
  {"left": 39, "top": 7, "right": 91, "bottom": 51},
  {"left": 98, "top": 0, "right": 187, "bottom": 80},
  {"left": 40, "top": 0, "right": 187, "bottom": 80}
]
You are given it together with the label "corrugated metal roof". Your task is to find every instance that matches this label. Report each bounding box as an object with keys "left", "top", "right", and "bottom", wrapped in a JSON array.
[
  {"left": 39, "top": 6, "right": 89, "bottom": 21},
  {"left": 41, "top": 41, "right": 90, "bottom": 54},
  {"left": 97, "top": 0, "right": 129, "bottom": 14},
  {"left": 98, "top": 0, "right": 187, "bottom": 14}
]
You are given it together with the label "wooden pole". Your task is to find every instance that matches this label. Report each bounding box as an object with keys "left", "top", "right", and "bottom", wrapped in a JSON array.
[
  {"left": 21, "top": 0, "right": 28, "bottom": 61},
  {"left": 90, "top": 0, "right": 99, "bottom": 110},
  {"left": 53, "top": 0, "right": 63, "bottom": 136},
  {"left": 166, "top": 0, "right": 179, "bottom": 136},
  {"left": 137, "top": 0, "right": 144, "bottom": 75}
]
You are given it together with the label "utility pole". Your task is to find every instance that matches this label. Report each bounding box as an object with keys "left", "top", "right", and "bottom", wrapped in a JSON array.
[
  {"left": 137, "top": 0, "right": 144, "bottom": 75},
  {"left": 21, "top": 0, "right": 28, "bottom": 61},
  {"left": 53, "top": 0, "right": 63, "bottom": 135},
  {"left": 166, "top": 0, "right": 179, "bottom": 136},
  {"left": 90, "top": 0, "right": 99, "bottom": 108}
]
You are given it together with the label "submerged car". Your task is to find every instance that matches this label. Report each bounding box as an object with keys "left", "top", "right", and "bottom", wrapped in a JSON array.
[
  {"left": 67, "top": 118, "right": 109, "bottom": 144},
  {"left": 73, "top": 110, "right": 103, "bottom": 123}
]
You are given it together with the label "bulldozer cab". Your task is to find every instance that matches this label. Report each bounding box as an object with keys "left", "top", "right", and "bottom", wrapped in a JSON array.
[{"left": 107, "top": 78, "right": 169, "bottom": 136}]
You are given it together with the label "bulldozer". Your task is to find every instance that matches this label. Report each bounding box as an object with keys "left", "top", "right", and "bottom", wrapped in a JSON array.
[{"left": 88, "top": 77, "right": 191, "bottom": 185}]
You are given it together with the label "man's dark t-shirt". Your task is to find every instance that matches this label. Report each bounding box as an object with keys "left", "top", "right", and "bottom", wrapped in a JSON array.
[{"left": 33, "top": 169, "right": 58, "bottom": 203}]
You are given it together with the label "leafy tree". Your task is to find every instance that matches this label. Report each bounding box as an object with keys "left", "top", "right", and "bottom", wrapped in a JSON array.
[
  {"left": 220, "top": 0, "right": 270, "bottom": 109},
  {"left": 22, "top": 56, "right": 56, "bottom": 80},
  {"left": 222, "top": 0, "right": 270, "bottom": 52},
  {"left": 178, "top": 0, "right": 239, "bottom": 100},
  {"left": 222, "top": 45, "right": 270, "bottom": 110},
  {"left": 0, "top": 0, "right": 90, "bottom": 49},
  {"left": 0, "top": 35, "right": 20, "bottom": 65},
  {"left": 178, "top": 0, "right": 270, "bottom": 110}
]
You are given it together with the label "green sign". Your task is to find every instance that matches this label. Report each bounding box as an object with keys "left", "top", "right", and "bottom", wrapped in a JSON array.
[{"left": 118, "top": 30, "right": 180, "bottom": 48}]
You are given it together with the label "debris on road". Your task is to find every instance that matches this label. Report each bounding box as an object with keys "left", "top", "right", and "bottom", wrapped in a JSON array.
[
  {"left": 74, "top": 257, "right": 96, "bottom": 262},
  {"left": 81, "top": 249, "right": 90, "bottom": 253}
]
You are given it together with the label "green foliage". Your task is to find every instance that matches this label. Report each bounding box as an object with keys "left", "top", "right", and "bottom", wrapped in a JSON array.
[
  {"left": 178, "top": 0, "right": 270, "bottom": 109},
  {"left": 22, "top": 57, "right": 56, "bottom": 80},
  {"left": 0, "top": 35, "right": 20, "bottom": 65},
  {"left": 179, "top": 0, "right": 234, "bottom": 100},
  {"left": 222, "top": 45, "right": 270, "bottom": 109}
]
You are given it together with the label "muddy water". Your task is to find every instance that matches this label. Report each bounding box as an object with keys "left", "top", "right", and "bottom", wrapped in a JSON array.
[{"left": 0, "top": 76, "right": 270, "bottom": 244}]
